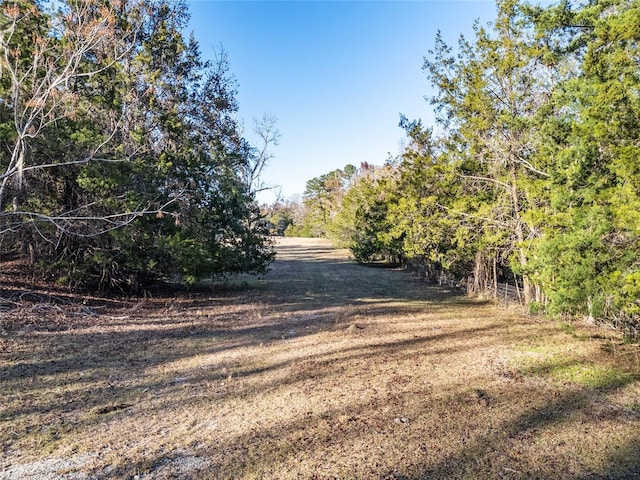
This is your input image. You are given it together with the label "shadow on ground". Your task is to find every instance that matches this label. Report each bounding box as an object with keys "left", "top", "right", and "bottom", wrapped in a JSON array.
[{"left": 1, "top": 238, "right": 638, "bottom": 479}]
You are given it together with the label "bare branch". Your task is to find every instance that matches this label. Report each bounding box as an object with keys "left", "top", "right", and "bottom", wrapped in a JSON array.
[
  {"left": 435, "top": 202, "right": 511, "bottom": 229},
  {"left": 0, "top": 0, "right": 142, "bottom": 207},
  {"left": 457, "top": 173, "right": 513, "bottom": 191},
  {"left": 516, "top": 157, "right": 549, "bottom": 177},
  {"left": 0, "top": 195, "right": 181, "bottom": 239},
  {"left": 247, "top": 113, "right": 280, "bottom": 194}
]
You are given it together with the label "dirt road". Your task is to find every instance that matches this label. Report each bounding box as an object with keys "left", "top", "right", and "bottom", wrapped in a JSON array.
[{"left": 1, "top": 238, "right": 639, "bottom": 479}]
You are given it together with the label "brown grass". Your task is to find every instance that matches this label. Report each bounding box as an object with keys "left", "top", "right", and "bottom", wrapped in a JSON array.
[{"left": 1, "top": 237, "right": 639, "bottom": 479}]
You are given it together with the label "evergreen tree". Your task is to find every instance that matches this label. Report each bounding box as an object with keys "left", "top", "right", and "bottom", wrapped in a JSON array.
[
  {"left": 0, "top": 0, "right": 274, "bottom": 290},
  {"left": 299, "top": 165, "right": 356, "bottom": 238},
  {"left": 422, "top": 0, "right": 558, "bottom": 302},
  {"left": 390, "top": 119, "right": 477, "bottom": 282},
  {"left": 331, "top": 163, "right": 402, "bottom": 263},
  {"left": 529, "top": 0, "right": 640, "bottom": 329}
]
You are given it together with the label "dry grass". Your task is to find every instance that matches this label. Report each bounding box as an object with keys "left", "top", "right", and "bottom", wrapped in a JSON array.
[{"left": 1, "top": 237, "right": 639, "bottom": 479}]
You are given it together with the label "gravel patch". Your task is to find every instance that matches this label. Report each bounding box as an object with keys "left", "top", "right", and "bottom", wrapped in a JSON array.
[{"left": 1, "top": 453, "right": 95, "bottom": 480}]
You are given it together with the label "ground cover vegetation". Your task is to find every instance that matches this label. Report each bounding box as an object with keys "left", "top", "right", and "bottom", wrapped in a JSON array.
[
  {"left": 1, "top": 0, "right": 638, "bottom": 477},
  {"left": 0, "top": 0, "right": 274, "bottom": 290},
  {"left": 287, "top": 0, "right": 640, "bottom": 338},
  {"left": 1, "top": 238, "right": 639, "bottom": 478}
]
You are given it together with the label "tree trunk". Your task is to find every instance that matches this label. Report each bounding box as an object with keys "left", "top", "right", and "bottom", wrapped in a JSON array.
[{"left": 509, "top": 164, "right": 532, "bottom": 305}]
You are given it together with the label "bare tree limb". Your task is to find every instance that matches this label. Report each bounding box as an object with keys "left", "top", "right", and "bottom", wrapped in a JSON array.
[
  {"left": 0, "top": 0, "right": 141, "bottom": 208},
  {"left": 247, "top": 113, "right": 280, "bottom": 195}
]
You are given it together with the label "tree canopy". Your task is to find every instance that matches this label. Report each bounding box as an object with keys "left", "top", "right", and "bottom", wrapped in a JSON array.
[
  {"left": 0, "top": 0, "right": 274, "bottom": 290},
  {"left": 289, "top": 0, "right": 640, "bottom": 337}
]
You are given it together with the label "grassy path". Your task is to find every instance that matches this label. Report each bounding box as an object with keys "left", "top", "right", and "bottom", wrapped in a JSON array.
[{"left": 1, "top": 238, "right": 639, "bottom": 479}]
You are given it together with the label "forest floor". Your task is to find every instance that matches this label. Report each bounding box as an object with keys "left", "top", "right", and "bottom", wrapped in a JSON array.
[{"left": 1, "top": 237, "right": 640, "bottom": 479}]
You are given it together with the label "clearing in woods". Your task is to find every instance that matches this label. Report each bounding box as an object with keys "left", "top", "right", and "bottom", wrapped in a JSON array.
[{"left": 1, "top": 237, "right": 639, "bottom": 479}]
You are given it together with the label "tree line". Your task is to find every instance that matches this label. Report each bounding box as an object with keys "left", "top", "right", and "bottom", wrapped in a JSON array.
[
  {"left": 275, "top": 0, "right": 639, "bottom": 337},
  {"left": 1, "top": 0, "right": 275, "bottom": 290}
]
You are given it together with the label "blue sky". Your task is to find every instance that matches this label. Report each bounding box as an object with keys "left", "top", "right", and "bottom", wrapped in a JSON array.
[{"left": 186, "top": 1, "right": 505, "bottom": 203}]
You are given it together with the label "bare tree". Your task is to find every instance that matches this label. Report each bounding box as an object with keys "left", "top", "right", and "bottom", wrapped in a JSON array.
[
  {"left": 246, "top": 113, "right": 280, "bottom": 195},
  {"left": 0, "top": 0, "right": 160, "bottom": 239}
]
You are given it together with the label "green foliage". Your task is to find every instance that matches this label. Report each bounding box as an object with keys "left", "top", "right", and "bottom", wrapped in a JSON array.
[
  {"left": 388, "top": 120, "right": 478, "bottom": 278},
  {"left": 514, "top": 345, "right": 636, "bottom": 390},
  {"left": 0, "top": 0, "right": 273, "bottom": 290},
  {"left": 295, "top": 165, "right": 356, "bottom": 238},
  {"left": 523, "top": 0, "right": 640, "bottom": 329},
  {"left": 331, "top": 165, "right": 402, "bottom": 263},
  {"left": 292, "top": 0, "right": 640, "bottom": 335}
]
